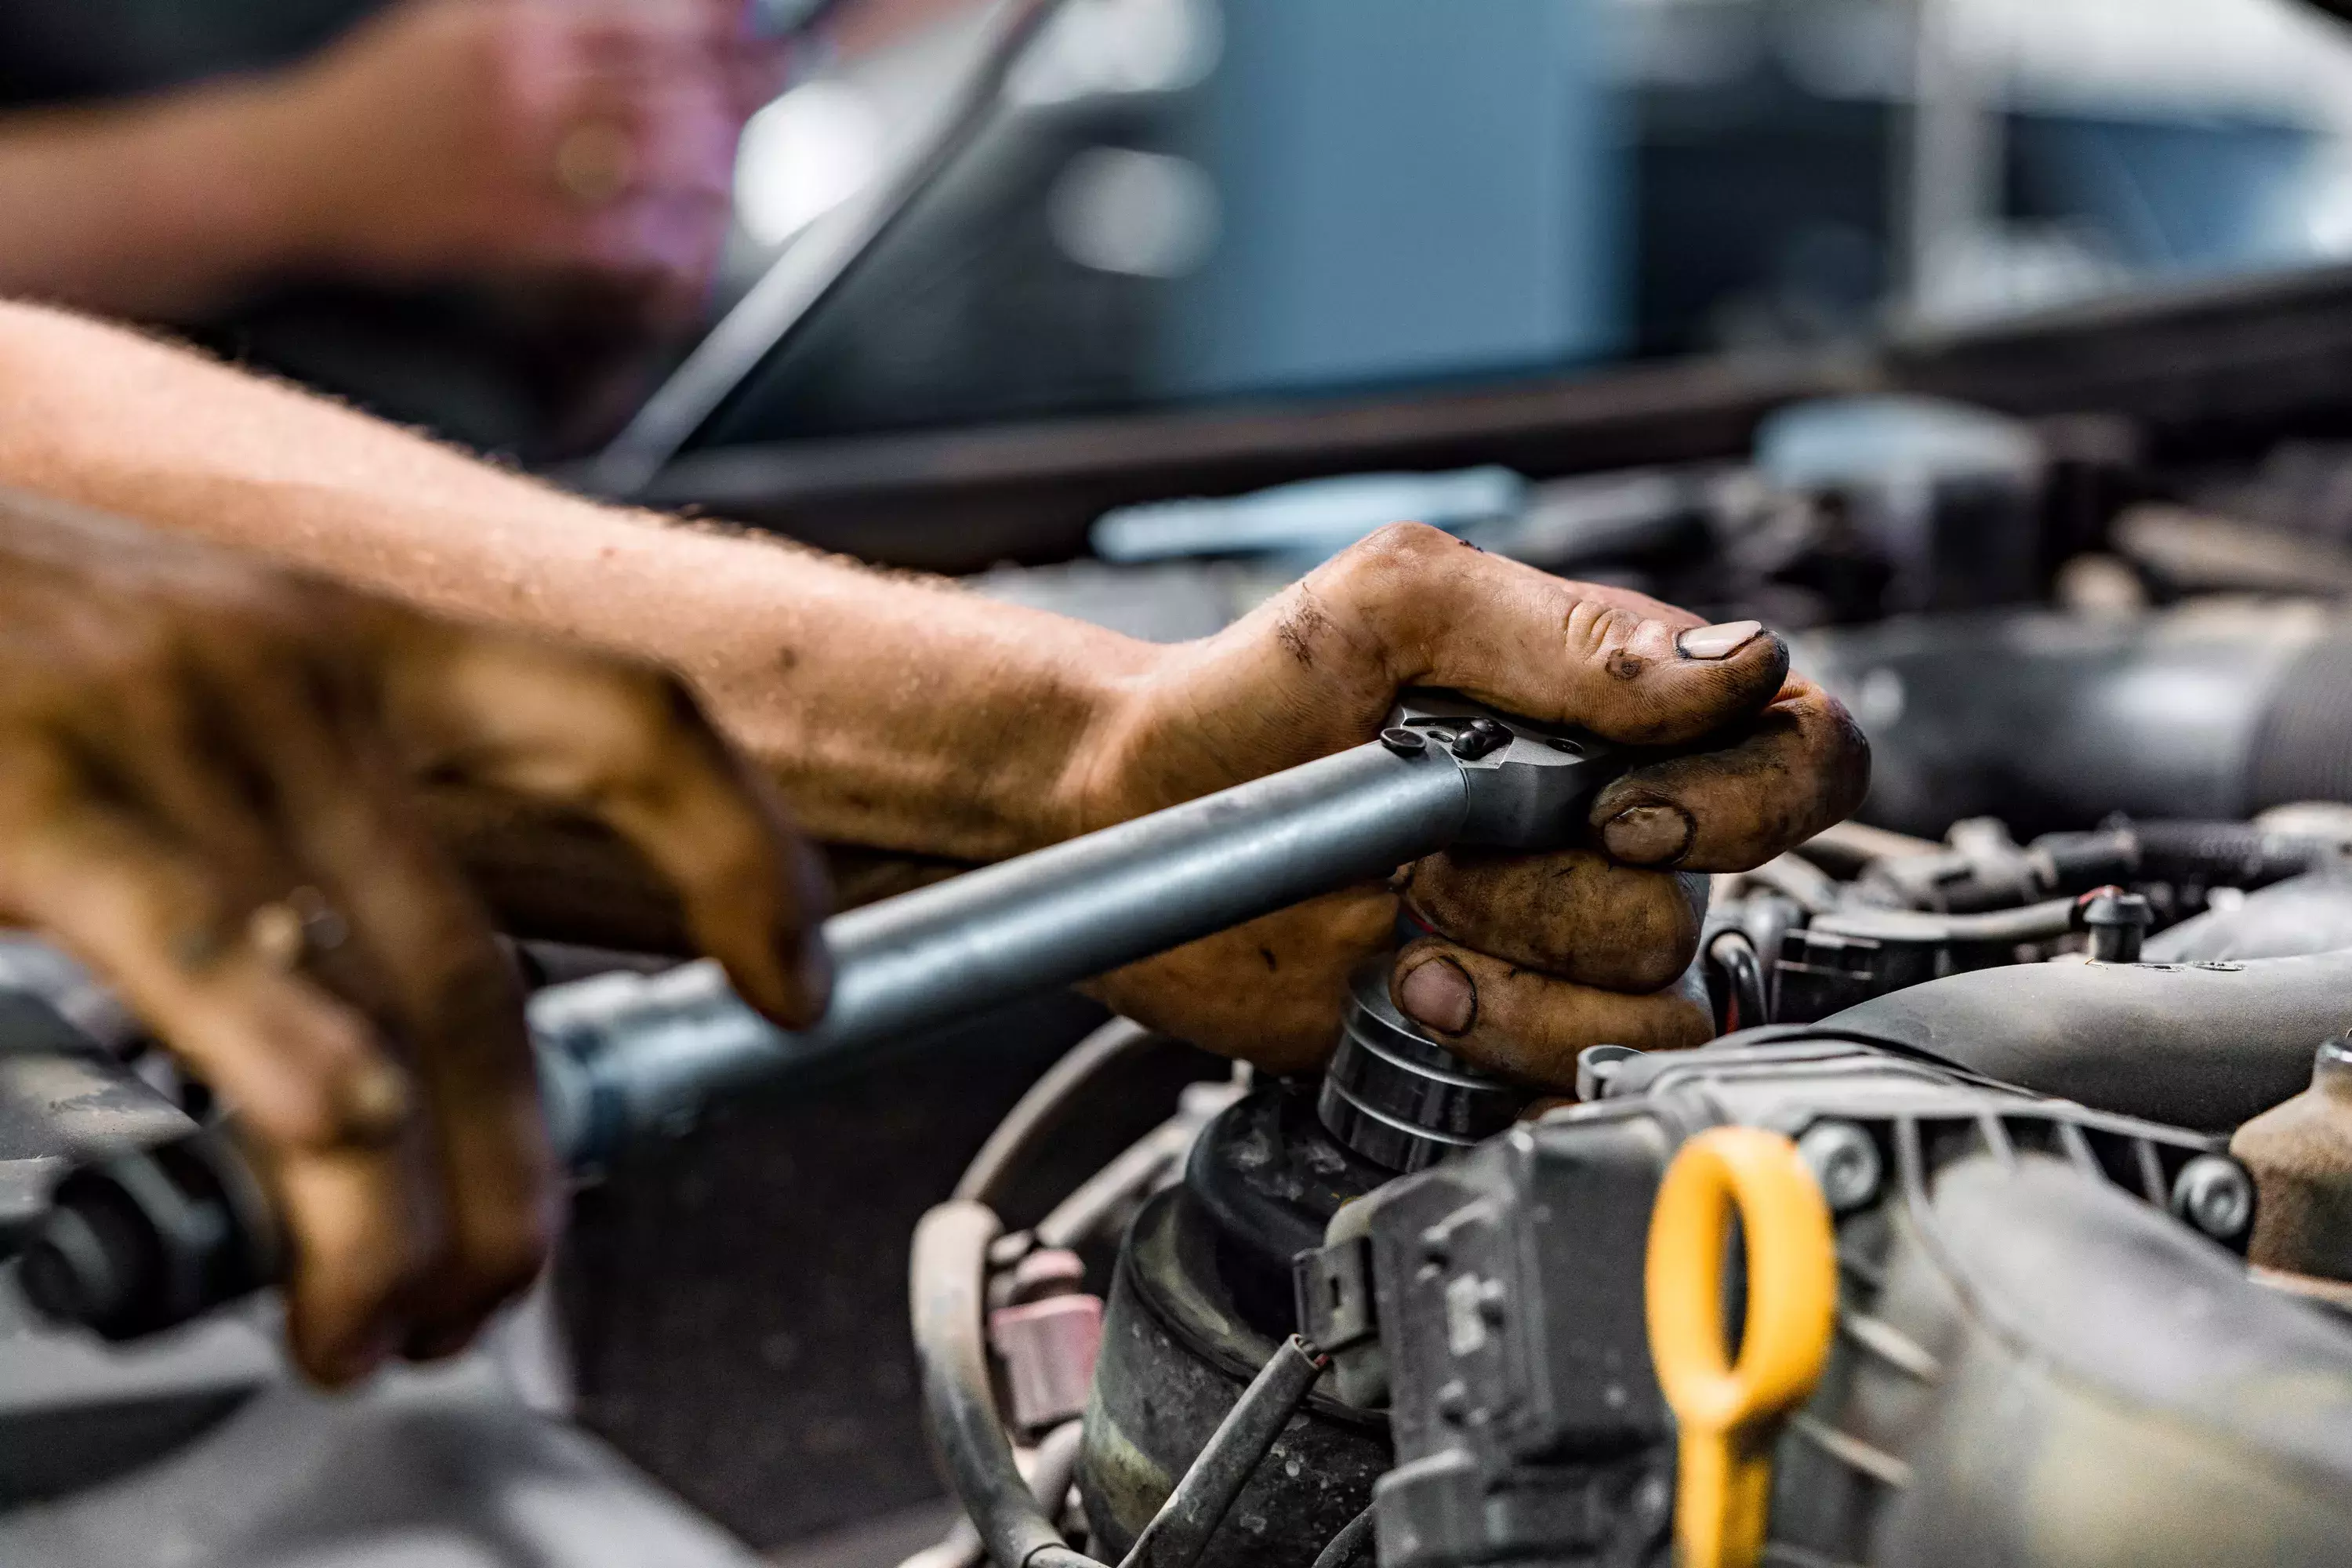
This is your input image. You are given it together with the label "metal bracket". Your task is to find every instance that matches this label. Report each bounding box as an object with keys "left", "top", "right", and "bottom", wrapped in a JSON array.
[
  {"left": 1293, "top": 1234, "right": 1379, "bottom": 1354},
  {"left": 1388, "top": 690, "right": 1628, "bottom": 851}
]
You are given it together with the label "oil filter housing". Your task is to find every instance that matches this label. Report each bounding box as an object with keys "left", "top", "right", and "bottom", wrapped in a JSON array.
[{"left": 1077, "top": 1083, "right": 1392, "bottom": 1566}]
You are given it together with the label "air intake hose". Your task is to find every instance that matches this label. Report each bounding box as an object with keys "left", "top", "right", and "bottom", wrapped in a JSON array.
[
  {"left": 1797, "top": 948, "right": 2352, "bottom": 1131},
  {"left": 1795, "top": 610, "right": 2352, "bottom": 836}
]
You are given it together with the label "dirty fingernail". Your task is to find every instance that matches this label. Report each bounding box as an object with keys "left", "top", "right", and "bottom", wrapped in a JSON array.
[
  {"left": 1397, "top": 955, "right": 1476, "bottom": 1036},
  {"left": 1602, "top": 803, "right": 1697, "bottom": 866},
  {"left": 1676, "top": 619, "right": 1764, "bottom": 660}
]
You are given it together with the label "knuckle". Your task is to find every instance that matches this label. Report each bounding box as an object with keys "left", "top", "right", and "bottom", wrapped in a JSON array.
[
  {"left": 1333, "top": 520, "right": 1458, "bottom": 586},
  {"left": 1308, "top": 522, "right": 1475, "bottom": 667},
  {"left": 578, "top": 666, "right": 709, "bottom": 784},
  {"left": 1563, "top": 599, "right": 1644, "bottom": 666}
]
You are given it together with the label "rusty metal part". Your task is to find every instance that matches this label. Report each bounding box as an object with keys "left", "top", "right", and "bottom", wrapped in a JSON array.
[{"left": 2233, "top": 1034, "right": 2352, "bottom": 1281}]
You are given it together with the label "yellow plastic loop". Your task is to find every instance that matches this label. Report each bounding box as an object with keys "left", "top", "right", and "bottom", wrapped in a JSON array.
[{"left": 1645, "top": 1127, "right": 1838, "bottom": 1568}]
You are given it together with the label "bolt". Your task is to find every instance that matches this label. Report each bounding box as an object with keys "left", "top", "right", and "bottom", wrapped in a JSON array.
[
  {"left": 1797, "top": 1120, "right": 1884, "bottom": 1214},
  {"left": 2076, "top": 887, "right": 2153, "bottom": 964},
  {"left": 1450, "top": 718, "right": 1511, "bottom": 760},
  {"left": 2171, "top": 1154, "right": 2255, "bottom": 1240}
]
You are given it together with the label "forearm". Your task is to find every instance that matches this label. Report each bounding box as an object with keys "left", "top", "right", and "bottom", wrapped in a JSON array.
[
  {"left": 0, "top": 83, "right": 319, "bottom": 318},
  {"left": 0, "top": 304, "right": 1141, "bottom": 875}
]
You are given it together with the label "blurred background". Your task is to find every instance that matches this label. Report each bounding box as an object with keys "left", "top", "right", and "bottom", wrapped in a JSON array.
[
  {"left": 20, "top": 0, "right": 2352, "bottom": 1563},
  {"left": 705, "top": 0, "right": 2352, "bottom": 438}
]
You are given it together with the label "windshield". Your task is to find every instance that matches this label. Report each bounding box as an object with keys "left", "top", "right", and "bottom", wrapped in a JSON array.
[{"left": 695, "top": 0, "right": 2352, "bottom": 446}]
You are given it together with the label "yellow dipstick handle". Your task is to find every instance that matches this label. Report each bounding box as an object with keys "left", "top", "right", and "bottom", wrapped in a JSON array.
[{"left": 1645, "top": 1127, "right": 1838, "bottom": 1568}]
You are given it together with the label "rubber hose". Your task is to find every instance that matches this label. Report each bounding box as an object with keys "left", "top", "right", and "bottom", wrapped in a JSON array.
[
  {"left": 955, "top": 1018, "right": 1159, "bottom": 1205},
  {"left": 1804, "top": 895, "right": 2079, "bottom": 948},
  {"left": 2250, "top": 638, "right": 2352, "bottom": 808},
  {"left": 1795, "top": 613, "right": 2352, "bottom": 836},
  {"left": 911, "top": 1200, "right": 1105, "bottom": 1568},
  {"left": 1117, "top": 1336, "right": 1330, "bottom": 1568},
  {"left": 2130, "top": 819, "right": 2337, "bottom": 886}
]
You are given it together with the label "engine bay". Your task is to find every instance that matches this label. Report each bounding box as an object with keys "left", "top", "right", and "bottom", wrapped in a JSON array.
[{"left": 910, "top": 800, "right": 2352, "bottom": 1568}]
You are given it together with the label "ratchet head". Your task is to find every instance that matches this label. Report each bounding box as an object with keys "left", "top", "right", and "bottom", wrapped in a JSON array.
[{"left": 1383, "top": 690, "right": 1630, "bottom": 851}]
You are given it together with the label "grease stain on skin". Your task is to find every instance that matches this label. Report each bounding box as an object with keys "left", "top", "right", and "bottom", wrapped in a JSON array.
[
  {"left": 1605, "top": 650, "right": 1646, "bottom": 681},
  {"left": 1274, "top": 593, "right": 1334, "bottom": 669}
]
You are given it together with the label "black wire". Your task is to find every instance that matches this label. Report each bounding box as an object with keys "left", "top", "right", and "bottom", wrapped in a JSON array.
[
  {"left": 1708, "top": 930, "right": 1771, "bottom": 1031},
  {"left": 1117, "top": 1336, "right": 1330, "bottom": 1568},
  {"left": 911, "top": 1200, "right": 1106, "bottom": 1568}
]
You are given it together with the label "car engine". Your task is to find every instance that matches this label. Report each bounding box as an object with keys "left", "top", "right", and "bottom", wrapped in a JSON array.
[{"left": 907, "top": 785, "right": 2352, "bottom": 1568}]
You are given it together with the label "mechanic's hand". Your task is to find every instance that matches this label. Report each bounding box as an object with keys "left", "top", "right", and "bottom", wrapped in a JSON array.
[
  {"left": 265, "top": 0, "right": 786, "bottom": 324},
  {"left": 1076, "top": 524, "right": 1867, "bottom": 1088},
  {"left": 0, "top": 489, "right": 826, "bottom": 1384}
]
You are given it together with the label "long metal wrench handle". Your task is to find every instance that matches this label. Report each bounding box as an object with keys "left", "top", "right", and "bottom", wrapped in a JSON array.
[
  {"left": 536, "top": 692, "right": 1624, "bottom": 1167},
  {"left": 22, "top": 693, "right": 1623, "bottom": 1339}
]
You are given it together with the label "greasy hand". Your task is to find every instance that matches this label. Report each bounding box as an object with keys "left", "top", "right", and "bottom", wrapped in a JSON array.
[
  {"left": 0, "top": 489, "right": 825, "bottom": 1383},
  {"left": 266, "top": 0, "right": 787, "bottom": 325},
  {"left": 1076, "top": 524, "right": 1867, "bottom": 1088}
]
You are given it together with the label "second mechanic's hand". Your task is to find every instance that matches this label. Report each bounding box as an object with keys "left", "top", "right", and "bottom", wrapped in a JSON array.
[
  {"left": 260, "top": 0, "right": 786, "bottom": 321},
  {"left": 1074, "top": 523, "right": 1869, "bottom": 1087},
  {"left": 0, "top": 488, "right": 826, "bottom": 1385}
]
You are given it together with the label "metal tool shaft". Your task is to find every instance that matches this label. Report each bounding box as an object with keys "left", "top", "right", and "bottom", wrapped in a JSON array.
[{"left": 539, "top": 740, "right": 1470, "bottom": 1165}]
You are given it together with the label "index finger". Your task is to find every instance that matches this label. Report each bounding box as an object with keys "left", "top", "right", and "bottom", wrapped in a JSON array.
[{"left": 374, "top": 619, "right": 832, "bottom": 1028}]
